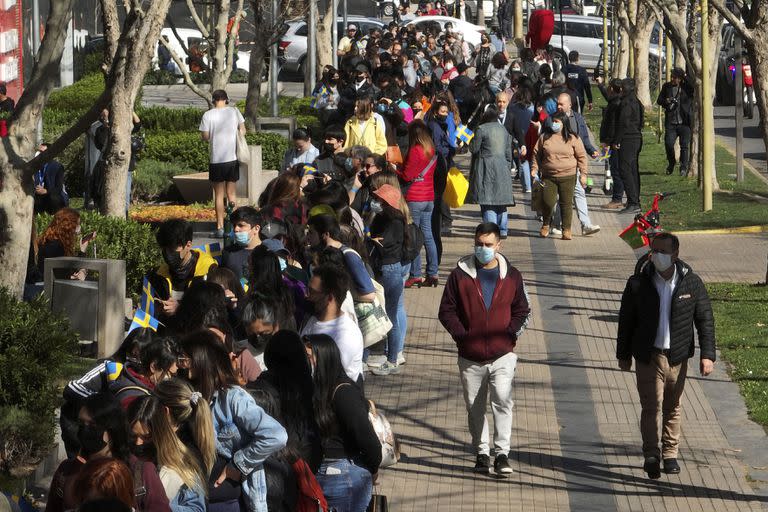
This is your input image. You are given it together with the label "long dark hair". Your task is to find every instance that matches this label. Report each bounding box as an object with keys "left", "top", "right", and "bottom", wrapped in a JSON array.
[
  {"left": 305, "top": 334, "right": 349, "bottom": 440},
  {"left": 180, "top": 330, "right": 238, "bottom": 401},
  {"left": 172, "top": 280, "right": 229, "bottom": 335},
  {"left": 248, "top": 245, "right": 295, "bottom": 320},
  {"left": 82, "top": 392, "right": 131, "bottom": 463}
]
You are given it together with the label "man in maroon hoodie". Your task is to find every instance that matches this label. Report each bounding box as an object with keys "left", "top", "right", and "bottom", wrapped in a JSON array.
[{"left": 439, "top": 222, "right": 531, "bottom": 476}]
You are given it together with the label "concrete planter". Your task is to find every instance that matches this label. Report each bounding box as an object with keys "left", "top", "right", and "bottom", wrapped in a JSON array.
[{"left": 173, "top": 171, "right": 212, "bottom": 204}]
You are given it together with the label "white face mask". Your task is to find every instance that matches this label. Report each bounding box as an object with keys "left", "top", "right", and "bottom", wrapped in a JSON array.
[{"left": 651, "top": 252, "right": 674, "bottom": 273}]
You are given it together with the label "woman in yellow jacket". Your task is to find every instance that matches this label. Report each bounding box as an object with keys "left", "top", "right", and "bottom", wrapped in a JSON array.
[{"left": 343, "top": 97, "right": 388, "bottom": 155}]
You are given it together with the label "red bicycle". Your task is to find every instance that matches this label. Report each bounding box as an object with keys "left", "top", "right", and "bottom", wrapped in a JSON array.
[{"left": 619, "top": 192, "right": 675, "bottom": 261}]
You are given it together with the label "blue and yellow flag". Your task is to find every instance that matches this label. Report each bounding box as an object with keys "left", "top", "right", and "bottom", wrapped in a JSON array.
[
  {"left": 129, "top": 308, "right": 160, "bottom": 333},
  {"left": 302, "top": 165, "right": 318, "bottom": 177},
  {"left": 193, "top": 242, "right": 222, "bottom": 264},
  {"left": 310, "top": 84, "right": 330, "bottom": 109},
  {"left": 140, "top": 277, "right": 157, "bottom": 317},
  {"left": 456, "top": 124, "right": 474, "bottom": 144},
  {"left": 105, "top": 361, "right": 124, "bottom": 381}
]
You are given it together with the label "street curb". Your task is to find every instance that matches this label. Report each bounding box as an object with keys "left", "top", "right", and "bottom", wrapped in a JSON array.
[
  {"left": 716, "top": 137, "right": 768, "bottom": 187},
  {"left": 674, "top": 224, "right": 768, "bottom": 235}
]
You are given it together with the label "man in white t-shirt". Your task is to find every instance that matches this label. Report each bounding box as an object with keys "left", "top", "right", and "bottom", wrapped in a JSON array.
[
  {"left": 301, "top": 264, "right": 364, "bottom": 384},
  {"left": 199, "top": 89, "right": 246, "bottom": 237}
]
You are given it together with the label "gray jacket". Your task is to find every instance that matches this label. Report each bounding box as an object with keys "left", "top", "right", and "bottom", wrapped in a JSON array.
[{"left": 467, "top": 121, "right": 515, "bottom": 206}]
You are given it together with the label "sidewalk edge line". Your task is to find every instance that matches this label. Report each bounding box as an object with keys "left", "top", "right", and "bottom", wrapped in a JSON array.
[{"left": 674, "top": 224, "right": 768, "bottom": 235}]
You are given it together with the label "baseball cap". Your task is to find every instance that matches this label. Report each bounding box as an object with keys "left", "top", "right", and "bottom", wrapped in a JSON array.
[{"left": 262, "top": 238, "right": 290, "bottom": 256}]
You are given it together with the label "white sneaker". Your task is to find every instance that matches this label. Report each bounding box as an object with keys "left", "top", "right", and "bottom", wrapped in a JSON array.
[
  {"left": 397, "top": 352, "right": 406, "bottom": 365},
  {"left": 583, "top": 225, "right": 601, "bottom": 236},
  {"left": 551, "top": 227, "right": 563, "bottom": 236},
  {"left": 370, "top": 361, "right": 402, "bottom": 376},
  {"left": 366, "top": 354, "right": 387, "bottom": 368}
]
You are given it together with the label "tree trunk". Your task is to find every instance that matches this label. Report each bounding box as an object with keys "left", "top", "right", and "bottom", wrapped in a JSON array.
[
  {"left": 615, "top": 28, "right": 630, "bottom": 78},
  {"left": 632, "top": 8, "right": 657, "bottom": 107},
  {"left": 245, "top": 34, "right": 268, "bottom": 129},
  {"left": 99, "top": 0, "right": 173, "bottom": 217},
  {"left": 211, "top": 0, "right": 233, "bottom": 93},
  {"left": 0, "top": 0, "right": 75, "bottom": 296},
  {"left": 317, "top": 2, "right": 334, "bottom": 75}
]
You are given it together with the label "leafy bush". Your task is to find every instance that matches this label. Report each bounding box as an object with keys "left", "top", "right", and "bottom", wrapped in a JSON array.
[
  {"left": 137, "top": 106, "right": 204, "bottom": 132},
  {"left": 46, "top": 73, "right": 105, "bottom": 115},
  {"left": 132, "top": 158, "right": 196, "bottom": 201},
  {"left": 35, "top": 212, "right": 160, "bottom": 299},
  {"left": 144, "top": 130, "right": 289, "bottom": 171},
  {"left": 0, "top": 291, "right": 78, "bottom": 477},
  {"left": 143, "top": 69, "right": 179, "bottom": 86}
]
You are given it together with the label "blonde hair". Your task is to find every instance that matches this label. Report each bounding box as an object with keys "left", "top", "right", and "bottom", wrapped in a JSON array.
[
  {"left": 151, "top": 379, "right": 216, "bottom": 494},
  {"left": 355, "top": 97, "right": 373, "bottom": 121},
  {"left": 369, "top": 172, "right": 412, "bottom": 223}
]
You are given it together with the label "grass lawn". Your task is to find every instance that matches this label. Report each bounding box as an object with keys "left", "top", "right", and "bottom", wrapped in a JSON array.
[
  {"left": 708, "top": 282, "right": 768, "bottom": 430},
  {"left": 584, "top": 100, "right": 768, "bottom": 231}
]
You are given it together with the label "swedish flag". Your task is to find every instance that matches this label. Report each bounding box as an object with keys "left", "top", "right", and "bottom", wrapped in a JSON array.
[
  {"left": 302, "top": 165, "right": 318, "bottom": 177},
  {"left": 193, "top": 242, "right": 223, "bottom": 264},
  {"left": 106, "top": 361, "right": 124, "bottom": 381},
  {"left": 240, "top": 276, "right": 250, "bottom": 293},
  {"left": 456, "top": 124, "right": 474, "bottom": 144},
  {"left": 310, "top": 85, "right": 329, "bottom": 109},
  {"left": 140, "top": 277, "right": 157, "bottom": 317},
  {"left": 129, "top": 308, "right": 160, "bottom": 333}
]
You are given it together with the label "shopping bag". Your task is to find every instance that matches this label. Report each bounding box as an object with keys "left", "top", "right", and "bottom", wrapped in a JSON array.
[
  {"left": 531, "top": 179, "right": 545, "bottom": 213},
  {"left": 236, "top": 131, "right": 250, "bottom": 165},
  {"left": 445, "top": 167, "right": 469, "bottom": 208}
]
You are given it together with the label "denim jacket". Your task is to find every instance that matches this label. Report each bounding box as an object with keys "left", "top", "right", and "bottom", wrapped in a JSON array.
[{"left": 211, "top": 386, "right": 288, "bottom": 512}]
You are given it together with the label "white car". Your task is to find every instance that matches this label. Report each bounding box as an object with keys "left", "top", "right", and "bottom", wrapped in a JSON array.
[
  {"left": 156, "top": 27, "right": 251, "bottom": 74},
  {"left": 400, "top": 15, "right": 486, "bottom": 46},
  {"left": 279, "top": 16, "right": 386, "bottom": 75}
]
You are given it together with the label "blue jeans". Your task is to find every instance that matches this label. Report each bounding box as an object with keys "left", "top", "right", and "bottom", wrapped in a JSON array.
[
  {"left": 381, "top": 262, "right": 406, "bottom": 364},
  {"left": 407, "top": 201, "right": 438, "bottom": 278},
  {"left": 316, "top": 459, "right": 373, "bottom": 512},
  {"left": 519, "top": 160, "right": 531, "bottom": 192},
  {"left": 126, "top": 171, "right": 133, "bottom": 213},
  {"left": 481, "top": 205, "right": 509, "bottom": 236}
]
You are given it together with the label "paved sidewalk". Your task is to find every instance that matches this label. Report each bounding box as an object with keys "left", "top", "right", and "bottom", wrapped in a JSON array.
[{"left": 366, "top": 164, "right": 768, "bottom": 510}]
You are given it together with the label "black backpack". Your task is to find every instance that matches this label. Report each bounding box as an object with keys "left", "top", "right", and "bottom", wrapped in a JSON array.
[{"left": 403, "top": 223, "right": 424, "bottom": 263}]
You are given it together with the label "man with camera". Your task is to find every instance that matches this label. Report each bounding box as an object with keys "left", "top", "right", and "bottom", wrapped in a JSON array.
[{"left": 656, "top": 68, "right": 693, "bottom": 176}]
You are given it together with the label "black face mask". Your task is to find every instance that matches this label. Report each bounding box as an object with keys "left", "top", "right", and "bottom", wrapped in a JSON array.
[
  {"left": 323, "top": 142, "right": 337, "bottom": 154},
  {"left": 248, "top": 333, "right": 273, "bottom": 352},
  {"left": 78, "top": 423, "right": 107, "bottom": 456},
  {"left": 162, "top": 248, "right": 183, "bottom": 269},
  {"left": 176, "top": 368, "right": 190, "bottom": 381},
  {"left": 436, "top": 114, "right": 448, "bottom": 122},
  {"left": 131, "top": 442, "right": 156, "bottom": 460}
]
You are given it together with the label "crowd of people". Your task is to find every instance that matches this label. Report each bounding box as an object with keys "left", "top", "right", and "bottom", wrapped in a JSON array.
[{"left": 35, "top": 7, "right": 673, "bottom": 511}]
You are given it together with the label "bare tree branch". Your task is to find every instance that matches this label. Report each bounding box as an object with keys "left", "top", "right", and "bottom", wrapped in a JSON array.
[
  {"left": 710, "top": 0, "right": 754, "bottom": 41},
  {"left": 225, "top": 1, "right": 246, "bottom": 74},
  {"left": 102, "top": 0, "right": 120, "bottom": 74},
  {"left": 186, "top": 0, "right": 211, "bottom": 38},
  {"left": 160, "top": 37, "right": 212, "bottom": 104}
]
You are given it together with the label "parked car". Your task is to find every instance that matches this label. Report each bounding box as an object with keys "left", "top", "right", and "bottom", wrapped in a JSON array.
[
  {"left": 716, "top": 23, "right": 756, "bottom": 113},
  {"left": 442, "top": 0, "right": 494, "bottom": 23},
  {"left": 155, "top": 27, "right": 251, "bottom": 74},
  {"left": 279, "top": 16, "right": 386, "bottom": 75},
  {"left": 400, "top": 15, "right": 486, "bottom": 46}
]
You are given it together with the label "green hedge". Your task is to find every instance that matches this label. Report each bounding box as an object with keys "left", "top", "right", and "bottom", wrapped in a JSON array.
[
  {"left": 0, "top": 290, "right": 78, "bottom": 478},
  {"left": 35, "top": 212, "right": 160, "bottom": 299},
  {"left": 132, "top": 158, "right": 196, "bottom": 201},
  {"left": 46, "top": 73, "right": 105, "bottom": 115},
  {"left": 137, "top": 106, "right": 204, "bottom": 132},
  {"left": 143, "top": 130, "right": 290, "bottom": 172}
]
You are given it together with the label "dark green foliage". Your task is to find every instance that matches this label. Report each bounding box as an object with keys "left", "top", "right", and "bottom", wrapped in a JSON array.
[
  {"left": 137, "top": 106, "right": 204, "bottom": 131},
  {"left": 46, "top": 73, "right": 105, "bottom": 115},
  {"left": 132, "top": 159, "right": 196, "bottom": 201},
  {"left": 0, "top": 290, "right": 78, "bottom": 477},
  {"left": 35, "top": 212, "right": 160, "bottom": 299},
  {"left": 142, "top": 69, "right": 180, "bottom": 85}
]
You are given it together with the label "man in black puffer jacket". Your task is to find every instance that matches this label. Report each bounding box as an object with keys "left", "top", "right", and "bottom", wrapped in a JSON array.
[{"left": 617, "top": 233, "right": 716, "bottom": 480}]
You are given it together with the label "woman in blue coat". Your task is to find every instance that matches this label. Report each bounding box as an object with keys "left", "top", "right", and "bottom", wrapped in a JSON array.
[{"left": 467, "top": 107, "right": 515, "bottom": 238}]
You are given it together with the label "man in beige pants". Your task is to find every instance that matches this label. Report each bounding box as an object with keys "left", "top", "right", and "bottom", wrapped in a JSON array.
[{"left": 616, "top": 233, "right": 716, "bottom": 479}]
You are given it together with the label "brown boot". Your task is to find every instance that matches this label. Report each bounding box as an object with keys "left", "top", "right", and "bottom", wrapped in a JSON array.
[
  {"left": 604, "top": 201, "right": 623, "bottom": 209},
  {"left": 540, "top": 225, "right": 550, "bottom": 238},
  {"left": 562, "top": 228, "right": 572, "bottom": 240}
]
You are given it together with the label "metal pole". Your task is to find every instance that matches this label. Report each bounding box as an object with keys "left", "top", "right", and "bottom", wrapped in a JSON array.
[
  {"left": 514, "top": 0, "right": 523, "bottom": 44},
  {"left": 658, "top": 29, "right": 663, "bottom": 143},
  {"left": 610, "top": 1, "right": 616, "bottom": 75},
  {"left": 332, "top": 0, "right": 339, "bottom": 68},
  {"left": 343, "top": 0, "right": 348, "bottom": 36},
  {"left": 559, "top": 2, "right": 564, "bottom": 60},
  {"left": 270, "top": 0, "right": 279, "bottom": 117},
  {"left": 306, "top": 0, "right": 317, "bottom": 96},
  {"left": 735, "top": 27, "right": 744, "bottom": 182},
  {"left": 602, "top": 0, "right": 608, "bottom": 78},
  {"left": 701, "top": 0, "right": 713, "bottom": 211}
]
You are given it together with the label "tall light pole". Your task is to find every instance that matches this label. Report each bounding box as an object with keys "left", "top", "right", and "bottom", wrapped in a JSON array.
[
  {"left": 701, "top": 0, "right": 713, "bottom": 211},
  {"left": 602, "top": 0, "right": 608, "bottom": 78},
  {"left": 734, "top": 22, "right": 744, "bottom": 182},
  {"left": 332, "top": 0, "right": 339, "bottom": 68},
  {"left": 305, "top": 0, "right": 317, "bottom": 96}
]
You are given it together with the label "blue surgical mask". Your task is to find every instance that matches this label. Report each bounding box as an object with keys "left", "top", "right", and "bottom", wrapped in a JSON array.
[
  {"left": 234, "top": 231, "right": 251, "bottom": 245},
  {"left": 474, "top": 246, "right": 496, "bottom": 265},
  {"left": 551, "top": 121, "right": 563, "bottom": 134},
  {"left": 279, "top": 257, "right": 288, "bottom": 272}
]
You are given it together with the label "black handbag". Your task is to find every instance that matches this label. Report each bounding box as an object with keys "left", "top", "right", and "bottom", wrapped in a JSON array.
[{"left": 367, "top": 494, "right": 388, "bottom": 512}]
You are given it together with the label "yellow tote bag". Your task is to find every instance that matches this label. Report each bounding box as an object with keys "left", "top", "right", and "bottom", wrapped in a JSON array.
[{"left": 445, "top": 167, "right": 469, "bottom": 208}]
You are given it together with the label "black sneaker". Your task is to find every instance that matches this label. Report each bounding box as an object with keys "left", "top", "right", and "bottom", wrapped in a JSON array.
[
  {"left": 663, "top": 458, "right": 681, "bottom": 474},
  {"left": 474, "top": 454, "right": 491, "bottom": 472},
  {"left": 621, "top": 204, "right": 642, "bottom": 214},
  {"left": 643, "top": 456, "right": 661, "bottom": 479},
  {"left": 494, "top": 454, "right": 514, "bottom": 476},
  {"left": 665, "top": 165, "right": 674, "bottom": 175}
]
